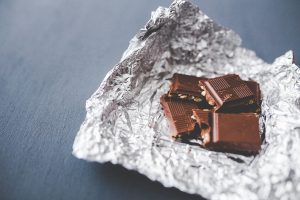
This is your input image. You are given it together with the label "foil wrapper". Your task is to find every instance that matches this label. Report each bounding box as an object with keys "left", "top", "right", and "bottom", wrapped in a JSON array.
[{"left": 73, "top": 1, "right": 300, "bottom": 199}]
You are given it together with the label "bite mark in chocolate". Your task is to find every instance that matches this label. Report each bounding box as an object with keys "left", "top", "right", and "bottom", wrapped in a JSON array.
[
  {"left": 160, "top": 94, "right": 200, "bottom": 138},
  {"left": 192, "top": 109, "right": 212, "bottom": 145}
]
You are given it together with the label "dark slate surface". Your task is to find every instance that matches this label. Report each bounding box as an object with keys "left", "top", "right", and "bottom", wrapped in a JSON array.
[{"left": 0, "top": 0, "right": 299, "bottom": 199}]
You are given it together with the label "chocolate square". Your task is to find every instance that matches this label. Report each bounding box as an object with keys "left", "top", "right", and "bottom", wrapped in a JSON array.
[
  {"left": 200, "top": 74, "right": 258, "bottom": 112},
  {"left": 192, "top": 110, "right": 261, "bottom": 154},
  {"left": 168, "top": 73, "right": 207, "bottom": 103},
  {"left": 160, "top": 94, "right": 200, "bottom": 138}
]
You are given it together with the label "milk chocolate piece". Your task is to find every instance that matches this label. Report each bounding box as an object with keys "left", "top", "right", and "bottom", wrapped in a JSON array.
[
  {"left": 211, "top": 112, "right": 261, "bottom": 154},
  {"left": 169, "top": 73, "right": 207, "bottom": 103},
  {"left": 160, "top": 94, "right": 199, "bottom": 138},
  {"left": 193, "top": 110, "right": 261, "bottom": 154},
  {"left": 200, "top": 74, "right": 258, "bottom": 112},
  {"left": 192, "top": 109, "right": 212, "bottom": 145},
  {"left": 161, "top": 73, "right": 262, "bottom": 154}
]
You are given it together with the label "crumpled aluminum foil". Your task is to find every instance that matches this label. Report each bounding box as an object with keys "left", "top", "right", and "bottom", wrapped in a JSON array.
[{"left": 72, "top": 1, "right": 300, "bottom": 199}]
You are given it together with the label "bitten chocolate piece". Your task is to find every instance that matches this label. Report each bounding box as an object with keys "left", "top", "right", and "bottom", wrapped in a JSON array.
[
  {"left": 168, "top": 73, "right": 207, "bottom": 103},
  {"left": 193, "top": 110, "right": 261, "bottom": 154},
  {"left": 199, "top": 74, "right": 258, "bottom": 112},
  {"left": 192, "top": 109, "right": 212, "bottom": 145},
  {"left": 160, "top": 94, "right": 199, "bottom": 138}
]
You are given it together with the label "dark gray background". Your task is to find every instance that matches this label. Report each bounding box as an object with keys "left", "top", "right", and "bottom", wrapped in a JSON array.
[{"left": 0, "top": 0, "right": 299, "bottom": 200}]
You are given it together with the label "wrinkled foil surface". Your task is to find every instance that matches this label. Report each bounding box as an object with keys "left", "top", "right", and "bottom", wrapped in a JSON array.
[{"left": 73, "top": 1, "right": 300, "bottom": 199}]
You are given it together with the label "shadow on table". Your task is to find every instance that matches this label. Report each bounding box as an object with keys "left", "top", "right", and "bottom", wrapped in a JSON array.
[{"left": 91, "top": 162, "right": 205, "bottom": 200}]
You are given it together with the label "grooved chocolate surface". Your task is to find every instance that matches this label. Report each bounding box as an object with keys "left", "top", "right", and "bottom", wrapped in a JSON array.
[
  {"left": 233, "top": 84, "right": 253, "bottom": 98},
  {"left": 160, "top": 95, "right": 199, "bottom": 137},
  {"left": 202, "top": 74, "right": 257, "bottom": 111},
  {"left": 192, "top": 109, "right": 212, "bottom": 126}
]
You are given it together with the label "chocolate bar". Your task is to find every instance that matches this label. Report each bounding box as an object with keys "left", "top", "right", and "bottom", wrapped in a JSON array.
[
  {"left": 168, "top": 73, "right": 207, "bottom": 103},
  {"left": 160, "top": 73, "right": 262, "bottom": 155},
  {"left": 199, "top": 74, "right": 259, "bottom": 112},
  {"left": 160, "top": 94, "right": 200, "bottom": 138},
  {"left": 193, "top": 110, "right": 261, "bottom": 154}
]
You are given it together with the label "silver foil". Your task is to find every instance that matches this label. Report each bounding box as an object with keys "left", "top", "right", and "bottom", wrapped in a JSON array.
[{"left": 72, "top": 1, "right": 300, "bottom": 199}]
